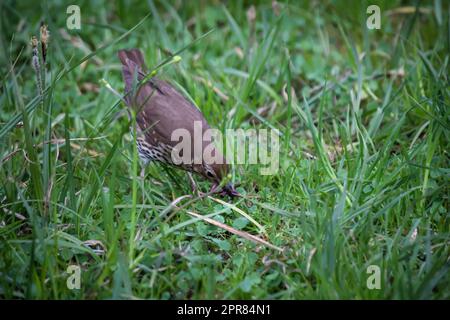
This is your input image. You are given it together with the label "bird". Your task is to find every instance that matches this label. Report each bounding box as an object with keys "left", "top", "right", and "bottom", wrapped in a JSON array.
[{"left": 118, "top": 48, "right": 238, "bottom": 197}]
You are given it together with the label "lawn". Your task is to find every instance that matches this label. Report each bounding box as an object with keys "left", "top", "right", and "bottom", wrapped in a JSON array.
[{"left": 0, "top": 0, "right": 449, "bottom": 299}]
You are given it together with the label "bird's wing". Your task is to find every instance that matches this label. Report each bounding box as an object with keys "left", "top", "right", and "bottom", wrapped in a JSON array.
[
  {"left": 118, "top": 49, "right": 226, "bottom": 172},
  {"left": 135, "top": 79, "right": 211, "bottom": 149}
]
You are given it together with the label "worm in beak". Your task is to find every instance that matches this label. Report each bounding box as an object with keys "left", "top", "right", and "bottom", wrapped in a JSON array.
[{"left": 220, "top": 183, "right": 240, "bottom": 197}]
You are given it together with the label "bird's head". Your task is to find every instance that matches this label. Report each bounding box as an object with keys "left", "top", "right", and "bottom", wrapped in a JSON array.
[
  {"left": 202, "top": 163, "right": 239, "bottom": 197},
  {"left": 201, "top": 162, "right": 227, "bottom": 184}
]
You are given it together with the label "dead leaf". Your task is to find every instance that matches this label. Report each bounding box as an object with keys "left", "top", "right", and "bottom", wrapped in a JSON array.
[
  {"left": 247, "top": 5, "right": 256, "bottom": 24},
  {"left": 272, "top": 1, "right": 281, "bottom": 16},
  {"left": 79, "top": 82, "right": 100, "bottom": 94},
  {"left": 234, "top": 47, "right": 244, "bottom": 59},
  {"left": 386, "top": 7, "right": 432, "bottom": 16},
  {"left": 83, "top": 240, "right": 106, "bottom": 255}
]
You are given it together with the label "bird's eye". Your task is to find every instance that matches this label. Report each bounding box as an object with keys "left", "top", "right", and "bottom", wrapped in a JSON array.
[{"left": 206, "top": 171, "right": 214, "bottom": 178}]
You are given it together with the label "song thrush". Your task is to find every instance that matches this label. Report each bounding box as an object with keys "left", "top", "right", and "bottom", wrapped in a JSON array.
[{"left": 118, "top": 49, "right": 238, "bottom": 196}]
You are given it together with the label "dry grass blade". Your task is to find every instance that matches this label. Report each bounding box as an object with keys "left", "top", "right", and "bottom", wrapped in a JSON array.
[
  {"left": 36, "top": 138, "right": 104, "bottom": 157},
  {"left": 208, "top": 196, "right": 266, "bottom": 235},
  {"left": 193, "top": 76, "right": 229, "bottom": 101},
  {"left": 187, "top": 211, "right": 283, "bottom": 252}
]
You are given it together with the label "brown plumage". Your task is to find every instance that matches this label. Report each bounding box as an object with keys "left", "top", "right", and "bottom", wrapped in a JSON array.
[{"left": 118, "top": 49, "right": 237, "bottom": 196}]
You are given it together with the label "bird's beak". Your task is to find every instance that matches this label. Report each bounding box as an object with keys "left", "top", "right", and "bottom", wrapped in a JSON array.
[{"left": 221, "top": 183, "right": 240, "bottom": 197}]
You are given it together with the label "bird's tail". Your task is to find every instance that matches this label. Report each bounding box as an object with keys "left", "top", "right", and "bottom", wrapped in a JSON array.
[{"left": 117, "top": 49, "right": 148, "bottom": 105}]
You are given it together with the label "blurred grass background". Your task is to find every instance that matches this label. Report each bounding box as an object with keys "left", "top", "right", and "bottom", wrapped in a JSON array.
[{"left": 0, "top": 0, "right": 449, "bottom": 299}]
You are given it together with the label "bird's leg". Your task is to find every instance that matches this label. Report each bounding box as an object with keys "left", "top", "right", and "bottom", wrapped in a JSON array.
[
  {"left": 187, "top": 172, "right": 205, "bottom": 197},
  {"left": 187, "top": 172, "right": 196, "bottom": 191},
  {"left": 209, "top": 183, "right": 220, "bottom": 194}
]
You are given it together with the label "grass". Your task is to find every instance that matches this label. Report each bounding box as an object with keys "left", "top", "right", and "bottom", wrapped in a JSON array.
[{"left": 0, "top": 0, "right": 449, "bottom": 299}]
